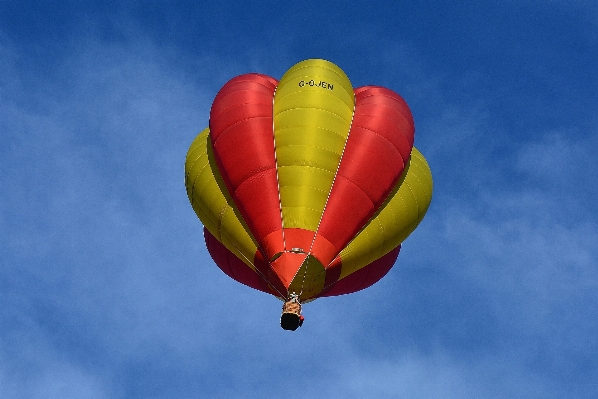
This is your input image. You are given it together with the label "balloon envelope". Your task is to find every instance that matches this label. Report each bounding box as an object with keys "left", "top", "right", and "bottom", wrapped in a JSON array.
[{"left": 185, "top": 59, "right": 432, "bottom": 301}]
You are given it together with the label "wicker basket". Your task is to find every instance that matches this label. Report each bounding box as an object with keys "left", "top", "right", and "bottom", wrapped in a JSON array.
[{"left": 280, "top": 300, "right": 303, "bottom": 331}]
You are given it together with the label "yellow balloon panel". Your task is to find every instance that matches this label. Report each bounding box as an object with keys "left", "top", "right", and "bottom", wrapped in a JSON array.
[
  {"left": 409, "top": 153, "right": 435, "bottom": 220},
  {"left": 275, "top": 108, "right": 352, "bottom": 137},
  {"left": 275, "top": 143, "right": 342, "bottom": 171},
  {"left": 273, "top": 59, "right": 355, "bottom": 233},
  {"left": 275, "top": 126, "right": 347, "bottom": 153},
  {"left": 276, "top": 164, "right": 334, "bottom": 190},
  {"left": 277, "top": 165, "right": 331, "bottom": 230},
  {"left": 275, "top": 91, "right": 354, "bottom": 122},
  {"left": 279, "top": 185, "right": 328, "bottom": 209},
  {"left": 281, "top": 206, "right": 322, "bottom": 231}
]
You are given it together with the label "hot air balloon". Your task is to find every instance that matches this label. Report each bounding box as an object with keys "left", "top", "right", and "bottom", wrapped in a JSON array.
[{"left": 185, "top": 59, "right": 432, "bottom": 330}]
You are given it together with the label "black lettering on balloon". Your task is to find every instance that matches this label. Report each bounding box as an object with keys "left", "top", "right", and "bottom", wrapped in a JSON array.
[{"left": 298, "top": 79, "right": 334, "bottom": 90}]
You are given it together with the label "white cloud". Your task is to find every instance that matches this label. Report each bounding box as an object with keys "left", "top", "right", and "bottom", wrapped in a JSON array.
[
  {"left": 2, "top": 14, "right": 597, "bottom": 398},
  {"left": 0, "top": 346, "right": 111, "bottom": 399},
  {"left": 329, "top": 350, "right": 552, "bottom": 399}
]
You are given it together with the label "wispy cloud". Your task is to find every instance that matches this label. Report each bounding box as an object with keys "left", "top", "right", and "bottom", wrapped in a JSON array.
[{"left": 1, "top": 3, "right": 597, "bottom": 398}]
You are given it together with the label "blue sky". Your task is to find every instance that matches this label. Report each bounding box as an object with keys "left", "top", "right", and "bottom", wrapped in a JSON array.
[{"left": 1, "top": 1, "right": 597, "bottom": 398}]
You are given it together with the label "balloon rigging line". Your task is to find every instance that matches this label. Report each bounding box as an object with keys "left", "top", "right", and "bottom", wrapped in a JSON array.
[{"left": 221, "top": 228, "right": 288, "bottom": 300}]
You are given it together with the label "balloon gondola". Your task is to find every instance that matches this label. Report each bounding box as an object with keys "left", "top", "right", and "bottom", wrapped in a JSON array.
[{"left": 185, "top": 59, "right": 432, "bottom": 330}]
